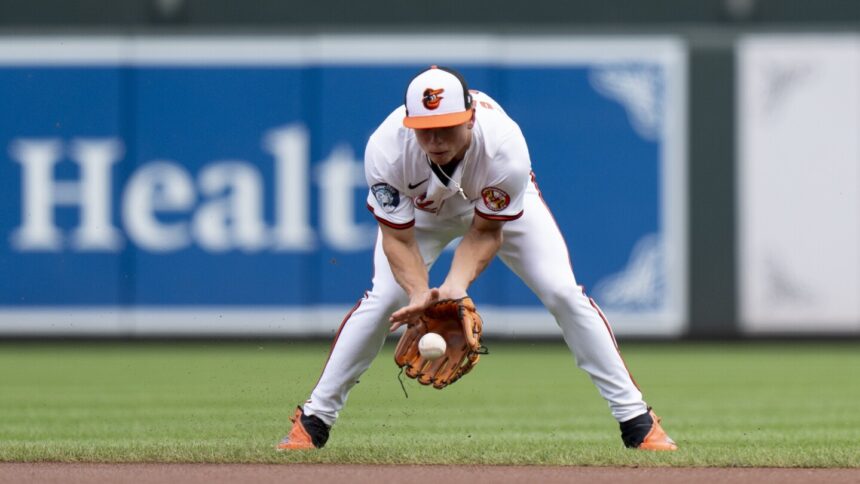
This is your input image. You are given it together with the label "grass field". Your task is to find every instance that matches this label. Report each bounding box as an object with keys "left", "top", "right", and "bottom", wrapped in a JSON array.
[{"left": 1, "top": 340, "right": 858, "bottom": 467}]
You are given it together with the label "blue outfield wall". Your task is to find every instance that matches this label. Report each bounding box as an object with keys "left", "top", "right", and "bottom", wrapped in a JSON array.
[{"left": 0, "top": 36, "right": 687, "bottom": 337}]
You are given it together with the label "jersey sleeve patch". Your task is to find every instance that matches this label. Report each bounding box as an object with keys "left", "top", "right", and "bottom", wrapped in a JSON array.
[
  {"left": 371, "top": 183, "right": 400, "bottom": 213},
  {"left": 366, "top": 204, "right": 415, "bottom": 229},
  {"left": 480, "top": 186, "right": 511, "bottom": 212}
]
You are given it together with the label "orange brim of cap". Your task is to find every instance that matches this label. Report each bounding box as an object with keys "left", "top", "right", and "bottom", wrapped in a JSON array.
[{"left": 403, "top": 108, "right": 473, "bottom": 129}]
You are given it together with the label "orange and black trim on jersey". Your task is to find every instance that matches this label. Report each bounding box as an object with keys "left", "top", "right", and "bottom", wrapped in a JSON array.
[
  {"left": 366, "top": 203, "right": 415, "bottom": 229},
  {"left": 474, "top": 208, "right": 523, "bottom": 221}
]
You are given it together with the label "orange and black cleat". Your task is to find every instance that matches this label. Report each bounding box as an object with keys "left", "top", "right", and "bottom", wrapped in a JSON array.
[
  {"left": 276, "top": 406, "right": 330, "bottom": 451},
  {"left": 620, "top": 408, "right": 678, "bottom": 451}
]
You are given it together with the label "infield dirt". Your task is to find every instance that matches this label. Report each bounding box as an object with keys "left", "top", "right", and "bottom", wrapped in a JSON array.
[{"left": 1, "top": 463, "right": 859, "bottom": 484}]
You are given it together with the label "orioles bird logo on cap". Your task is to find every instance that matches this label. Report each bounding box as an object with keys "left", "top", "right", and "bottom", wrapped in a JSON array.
[{"left": 422, "top": 88, "right": 444, "bottom": 110}]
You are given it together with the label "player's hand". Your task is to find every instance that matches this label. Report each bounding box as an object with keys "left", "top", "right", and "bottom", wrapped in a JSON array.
[{"left": 389, "top": 288, "right": 440, "bottom": 332}]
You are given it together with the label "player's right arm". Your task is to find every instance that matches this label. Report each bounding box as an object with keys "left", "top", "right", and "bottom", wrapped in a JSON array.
[
  {"left": 379, "top": 223, "right": 439, "bottom": 330},
  {"left": 363, "top": 126, "right": 438, "bottom": 329}
]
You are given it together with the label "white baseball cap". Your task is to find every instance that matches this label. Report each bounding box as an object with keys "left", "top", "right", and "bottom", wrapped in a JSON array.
[{"left": 403, "top": 65, "right": 474, "bottom": 129}]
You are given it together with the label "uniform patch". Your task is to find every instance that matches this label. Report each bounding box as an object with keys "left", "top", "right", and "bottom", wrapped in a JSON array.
[
  {"left": 372, "top": 183, "right": 400, "bottom": 213},
  {"left": 481, "top": 187, "right": 511, "bottom": 212}
]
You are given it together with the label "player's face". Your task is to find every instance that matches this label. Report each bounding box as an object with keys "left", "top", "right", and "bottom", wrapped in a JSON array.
[{"left": 414, "top": 121, "right": 473, "bottom": 165}]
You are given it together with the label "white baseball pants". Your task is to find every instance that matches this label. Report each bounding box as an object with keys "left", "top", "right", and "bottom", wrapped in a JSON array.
[{"left": 303, "top": 179, "right": 648, "bottom": 425}]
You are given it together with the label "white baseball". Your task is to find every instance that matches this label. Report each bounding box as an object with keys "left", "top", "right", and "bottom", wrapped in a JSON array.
[{"left": 418, "top": 332, "right": 447, "bottom": 360}]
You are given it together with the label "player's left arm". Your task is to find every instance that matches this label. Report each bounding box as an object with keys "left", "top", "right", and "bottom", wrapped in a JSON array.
[
  {"left": 438, "top": 216, "right": 505, "bottom": 299},
  {"left": 439, "top": 128, "right": 531, "bottom": 298}
]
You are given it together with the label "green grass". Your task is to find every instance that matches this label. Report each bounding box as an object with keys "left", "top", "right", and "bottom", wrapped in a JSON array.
[{"left": 0, "top": 340, "right": 859, "bottom": 467}]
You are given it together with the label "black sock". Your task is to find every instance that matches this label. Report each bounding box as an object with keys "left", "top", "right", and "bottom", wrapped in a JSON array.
[
  {"left": 301, "top": 412, "right": 331, "bottom": 448},
  {"left": 619, "top": 411, "right": 653, "bottom": 448}
]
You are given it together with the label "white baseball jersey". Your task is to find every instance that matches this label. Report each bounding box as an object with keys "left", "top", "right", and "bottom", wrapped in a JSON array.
[
  {"left": 365, "top": 92, "right": 531, "bottom": 228},
  {"left": 302, "top": 89, "right": 650, "bottom": 430}
]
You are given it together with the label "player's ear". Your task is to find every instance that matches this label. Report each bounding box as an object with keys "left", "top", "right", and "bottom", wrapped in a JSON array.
[{"left": 467, "top": 109, "right": 476, "bottom": 128}]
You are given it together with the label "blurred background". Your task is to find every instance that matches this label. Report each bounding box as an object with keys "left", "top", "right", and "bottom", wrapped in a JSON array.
[{"left": 1, "top": 0, "right": 859, "bottom": 340}]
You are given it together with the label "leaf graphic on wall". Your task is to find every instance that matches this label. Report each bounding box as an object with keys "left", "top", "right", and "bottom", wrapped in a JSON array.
[
  {"left": 760, "top": 61, "right": 813, "bottom": 117},
  {"left": 593, "top": 234, "right": 665, "bottom": 311},
  {"left": 764, "top": 254, "right": 813, "bottom": 306},
  {"left": 589, "top": 64, "right": 665, "bottom": 142}
]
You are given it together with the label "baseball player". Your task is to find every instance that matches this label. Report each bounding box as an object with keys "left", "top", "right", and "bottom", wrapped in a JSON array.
[{"left": 278, "top": 66, "right": 677, "bottom": 451}]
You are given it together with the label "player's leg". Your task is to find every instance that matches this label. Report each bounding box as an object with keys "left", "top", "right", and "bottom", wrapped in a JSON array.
[
  {"left": 300, "top": 235, "right": 406, "bottom": 427},
  {"left": 281, "top": 226, "right": 452, "bottom": 449},
  {"left": 497, "top": 182, "right": 646, "bottom": 420},
  {"left": 496, "top": 179, "right": 676, "bottom": 450}
]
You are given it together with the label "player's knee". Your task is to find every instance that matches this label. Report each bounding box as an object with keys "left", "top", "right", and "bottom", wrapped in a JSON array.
[
  {"left": 538, "top": 281, "right": 581, "bottom": 316},
  {"left": 366, "top": 285, "right": 406, "bottom": 305}
]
